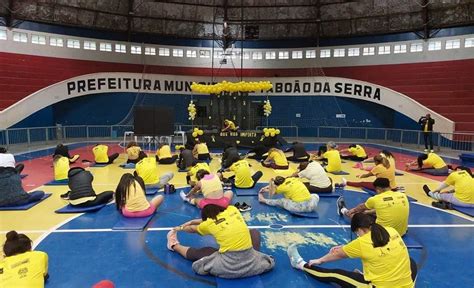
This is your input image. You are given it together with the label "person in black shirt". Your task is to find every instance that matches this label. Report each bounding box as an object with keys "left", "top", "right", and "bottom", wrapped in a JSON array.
[
  {"left": 418, "top": 114, "right": 435, "bottom": 152},
  {"left": 286, "top": 142, "right": 310, "bottom": 162},
  {"left": 221, "top": 144, "right": 241, "bottom": 169}
]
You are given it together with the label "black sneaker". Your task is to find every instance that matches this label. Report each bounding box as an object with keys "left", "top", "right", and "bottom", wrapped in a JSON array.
[
  {"left": 432, "top": 201, "right": 452, "bottom": 210},
  {"left": 234, "top": 202, "right": 241, "bottom": 209},
  {"left": 60, "top": 191, "right": 70, "bottom": 200},
  {"left": 422, "top": 185, "right": 431, "bottom": 197},
  {"left": 239, "top": 202, "right": 252, "bottom": 212},
  {"left": 336, "top": 196, "right": 346, "bottom": 216}
]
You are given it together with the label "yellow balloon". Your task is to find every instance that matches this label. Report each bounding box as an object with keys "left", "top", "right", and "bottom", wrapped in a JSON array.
[
  {"left": 270, "top": 132, "right": 275, "bottom": 137},
  {"left": 275, "top": 129, "right": 280, "bottom": 135},
  {"left": 263, "top": 128, "right": 268, "bottom": 133},
  {"left": 192, "top": 132, "right": 198, "bottom": 138},
  {"left": 264, "top": 132, "right": 270, "bottom": 137},
  {"left": 198, "top": 130, "right": 204, "bottom": 136}
]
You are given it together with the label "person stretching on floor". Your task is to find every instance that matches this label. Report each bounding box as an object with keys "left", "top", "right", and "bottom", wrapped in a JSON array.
[
  {"left": 221, "top": 119, "right": 239, "bottom": 132},
  {"left": 0, "top": 147, "right": 24, "bottom": 174},
  {"left": 167, "top": 204, "right": 274, "bottom": 279},
  {"left": 1, "top": 231, "right": 49, "bottom": 287},
  {"left": 246, "top": 144, "right": 269, "bottom": 161},
  {"left": 186, "top": 161, "right": 211, "bottom": 187},
  {"left": 285, "top": 141, "right": 310, "bottom": 162},
  {"left": 262, "top": 148, "right": 289, "bottom": 170},
  {"left": 177, "top": 146, "right": 196, "bottom": 171},
  {"left": 405, "top": 152, "right": 449, "bottom": 176},
  {"left": 355, "top": 150, "right": 395, "bottom": 171},
  {"left": 259, "top": 176, "right": 319, "bottom": 213},
  {"left": 115, "top": 173, "right": 164, "bottom": 218},
  {"left": 287, "top": 212, "right": 417, "bottom": 288},
  {"left": 311, "top": 141, "right": 341, "bottom": 173},
  {"left": 60, "top": 167, "right": 113, "bottom": 207},
  {"left": 53, "top": 155, "right": 69, "bottom": 182},
  {"left": 125, "top": 141, "right": 147, "bottom": 164},
  {"left": 337, "top": 178, "right": 409, "bottom": 236},
  {"left": 135, "top": 157, "right": 174, "bottom": 189},
  {"left": 92, "top": 144, "right": 119, "bottom": 165},
  {"left": 337, "top": 155, "right": 397, "bottom": 192},
  {"left": 181, "top": 170, "right": 233, "bottom": 209},
  {"left": 53, "top": 143, "right": 80, "bottom": 163},
  {"left": 193, "top": 140, "right": 211, "bottom": 161},
  {"left": 340, "top": 144, "right": 368, "bottom": 162},
  {"left": 0, "top": 166, "right": 45, "bottom": 208},
  {"left": 423, "top": 166, "right": 474, "bottom": 208},
  {"left": 221, "top": 144, "right": 241, "bottom": 169},
  {"left": 219, "top": 159, "right": 263, "bottom": 189},
  {"left": 155, "top": 143, "right": 178, "bottom": 164},
  {"left": 292, "top": 161, "right": 332, "bottom": 193}
]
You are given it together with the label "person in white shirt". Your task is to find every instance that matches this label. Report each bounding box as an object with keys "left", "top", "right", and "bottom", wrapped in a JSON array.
[
  {"left": 0, "top": 147, "right": 23, "bottom": 174},
  {"left": 293, "top": 161, "right": 333, "bottom": 193}
]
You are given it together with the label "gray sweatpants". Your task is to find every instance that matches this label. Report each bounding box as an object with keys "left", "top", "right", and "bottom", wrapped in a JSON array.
[
  {"left": 262, "top": 194, "right": 319, "bottom": 213},
  {"left": 146, "top": 172, "right": 174, "bottom": 189},
  {"left": 429, "top": 191, "right": 474, "bottom": 207}
]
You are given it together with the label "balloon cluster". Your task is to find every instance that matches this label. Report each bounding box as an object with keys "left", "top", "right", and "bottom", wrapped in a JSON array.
[
  {"left": 191, "top": 80, "right": 273, "bottom": 94},
  {"left": 191, "top": 127, "right": 204, "bottom": 138},
  {"left": 263, "top": 127, "right": 280, "bottom": 137},
  {"left": 188, "top": 101, "right": 196, "bottom": 120},
  {"left": 263, "top": 100, "right": 272, "bottom": 117}
]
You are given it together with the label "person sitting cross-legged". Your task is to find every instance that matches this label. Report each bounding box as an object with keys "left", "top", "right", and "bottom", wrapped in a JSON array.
[{"left": 219, "top": 159, "right": 263, "bottom": 189}]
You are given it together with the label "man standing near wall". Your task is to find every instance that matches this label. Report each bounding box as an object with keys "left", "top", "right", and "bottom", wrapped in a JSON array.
[{"left": 418, "top": 114, "right": 435, "bottom": 152}]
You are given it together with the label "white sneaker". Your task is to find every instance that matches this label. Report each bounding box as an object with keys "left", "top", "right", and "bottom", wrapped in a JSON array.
[
  {"left": 180, "top": 191, "right": 189, "bottom": 202},
  {"left": 167, "top": 230, "right": 179, "bottom": 251},
  {"left": 341, "top": 177, "right": 347, "bottom": 187},
  {"left": 423, "top": 149, "right": 428, "bottom": 152},
  {"left": 430, "top": 149, "right": 434, "bottom": 153}
]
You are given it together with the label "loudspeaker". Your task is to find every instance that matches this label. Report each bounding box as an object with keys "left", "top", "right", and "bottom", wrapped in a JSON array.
[{"left": 133, "top": 106, "right": 175, "bottom": 136}]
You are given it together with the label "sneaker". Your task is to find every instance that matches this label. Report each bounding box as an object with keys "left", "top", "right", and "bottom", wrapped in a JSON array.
[
  {"left": 239, "top": 202, "right": 252, "bottom": 212},
  {"left": 422, "top": 184, "right": 431, "bottom": 197},
  {"left": 423, "top": 149, "right": 428, "bottom": 152},
  {"left": 234, "top": 202, "right": 241, "bottom": 209},
  {"left": 60, "top": 191, "right": 70, "bottom": 200},
  {"left": 430, "top": 149, "right": 434, "bottom": 153},
  {"left": 167, "top": 230, "right": 179, "bottom": 251},
  {"left": 341, "top": 178, "right": 347, "bottom": 187},
  {"left": 287, "top": 244, "right": 305, "bottom": 270},
  {"left": 336, "top": 196, "right": 346, "bottom": 216},
  {"left": 180, "top": 191, "right": 189, "bottom": 202}
]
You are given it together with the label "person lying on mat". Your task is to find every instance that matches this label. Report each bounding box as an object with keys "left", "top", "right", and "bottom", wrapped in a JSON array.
[
  {"left": 336, "top": 155, "right": 397, "bottom": 191},
  {"left": 135, "top": 157, "right": 174, "bottom": 189},
  {"left": 221, "top": 119, "right": 239, "bottom": 132},
  {"left": 0, "top": 167, "right": 45, "bottom": 207},
  {"left": 193, "top": 139, "right": 211, "bottom": 161},
  {"left": 93, "top": 144, "right": 119, "bottom": 165},
  {"left": 125, "top": 141, "right": 147, "bottom": 164},
  {"left": 177, "top": 146, "right": 196, "bottom": 171},
  {"left": 287, "top": 212, "right": 417, "bottom": 288},
  {"left": 52, "top": 143, "right": 80, "bottom": 163},
  {"left": 60, "top": 167, "right": 113, "bottom": 207},
  {"left": 181, "top": 170, "right": 233, "bottom": 209},
  {"left": 262, "top": 148, "right": 289, "bottom": 170},
  {"left": 166, "top": 204, "right": 274, "bottom": 278},
  {"left": 0, "top": 147, "right": 24, "bottom": 174},
  {"left": 53, "top": 155, "right": 69, "bottom": 182},
  {"left": 311, "top": 141, "right": 341, "bottom": 173},
  {"left": 423, "top": 166, "right": 474, "bottom": 208},
  {"left": 246, "top": 144, "right": 269, "bottom": 161},
  {"left": 405, "top": 152, "right": 449, "bottom": 176},
  {"left": 340, "top": 144, "right": 368, "bottom": 162},
  {"left": 1, "top": 231, "right": 49, "bottom": 287},
  {"left": 356, "top": 150, "right": 396, "bottom": 172},
  {"left": 285, "top": 141, "right": 310, "bottom": 162},
  {"left": 219, "top": 159, "right": 263, "bottom": 189},
  {"left": 258, "top": 176, "right": 319, "bottom": 213},
  {"left": 115, "top": 173, "right": 164, "bottom": 218},
  {"left": 292, "top": 161, "right": 332, "bottom": 193},
  {"left": 155, "top": 143, "right": 178, "bottom": 164},
  {"left": 336, "top": 178, "right": 409, "bottom": 236},
  {"left": 221, "top": 144, "right": 241, "bottom": 169},
  {"left": 186, "top": 161, "right": 211, "bottom": 187}
]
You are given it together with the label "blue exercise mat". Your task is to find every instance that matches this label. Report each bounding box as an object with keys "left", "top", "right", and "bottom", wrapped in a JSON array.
[
  {"left": 290, "top": 210, "right": 319, "bottom": 218},
  {"left": 119, "top": 163, "right": 136, "bottom": 169},
  {"left": 55, "top": 203, "right": 107, "bottom": 213},
  {"left": 0, "top": 193, "right": 51, "bottom": 211},
  {"left": 216, "top": 275, "right": 264, "bottom": 288},
  {"left": 90, "top": 163, "right": 109, "bottom": 167},
  {"left": 329, "top": 171, "right": 350, "bottom": 175},
  {"left": 452, "top": 205, "right": 474, "bottom": 217},
  {"left": 402, "top": 234, "right": 423, "bottom": 249},
  {"left": 45, "top": 179, "right": 68, "bottom": 186},
  {"left": 112, "top": 214, "right": 154, "bottom": 231},
  {"left": 361, "top": 187, "right": 418, "bottom": 202},
  {"left": 235, "top": 183, "right": 268, "bottom": 196},
  {"left": 20, "top": 174, "right": 28, "bottom": 179},
  {"left": 145, "top": 187, "right": 159, "bottom": 195},
  {"left": 318, "top": 192, "right": 343, "bottom": 198}
]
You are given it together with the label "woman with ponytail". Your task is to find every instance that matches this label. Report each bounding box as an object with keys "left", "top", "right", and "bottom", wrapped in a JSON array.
[
  {"left": 1, "top": 231, "right": 49, "bottom": 287},
  {"left": 336, "top": 154, "right": 397, "bottom": 191},
  {"left": 287, "top": 213, "right": 417, "bottom": 288}
]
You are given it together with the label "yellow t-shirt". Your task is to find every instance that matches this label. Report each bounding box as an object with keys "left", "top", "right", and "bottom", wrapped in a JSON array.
[
  {"left": 365, "top": 191, "right": 409, "bottom": 236},
  {"left": 268, "top": 149, "right": 288, "bottom": 166},
  {"left": 124, "top": 180, "right": 150, "bottom": 212},
  {"left": 348, "top": 145, "right": 367, "bottom": 158},
  {"left": 323, "top": 150, "right": 341, "bottom": 173},
  {"left": 275, "top": 177, "right": 311, "bottom": 202},
  {"left": 423, "top": 153, "right": 446, "bottom": 169},
  {"left": 424, "top": 123, "right": 428, "bottom": 132},
  {"left": 197, "top": 205, "right": 252, "bottom": 253},
  {"left": 445, "top": 170, "right": 474, "bottom": 204},
  {"left": 371, "top": 164, "right": 397, "bottom": 190},
  {"left": 189, "top": 162, "right": 211, "bottom": 182},
  {"left": 342, "top": 227, "right": 413, "bottom": 288},
  {"left": 226, "top": 121, "right": 236, "bottom": 130},
  {"left": 54, "top": 156, "right": 69, "bottom": 181},
  {"left": 200, "top": 174, "right": 223, "bottom": 198},
  {"left": 385, "top": 156, "right": 396, "bottom": 174},
  {"left": 0, "top": 251, "right": 48, "bottom": 288},
  {"left": 126, "top": 146, "right": 141, "bottom": 160},
  {"left": 196, "top": 143, "right": 209, "bottom": 155},
  {"left": 135, "top": 157, "right": 158, "bottom": 185},
  {"left": 93, "top": 145, "right": 109, "bottom": 163},
  {"left": 230, "top": 160, "right": 253, "bottom": 188},
  {"left": 156, "top": 145, "right": 172, "bottom": 159}
]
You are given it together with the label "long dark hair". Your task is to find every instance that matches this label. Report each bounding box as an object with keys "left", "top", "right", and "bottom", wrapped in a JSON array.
[
  {"left": 380, "top": 150, "right": 395, "bottom": 159},
  {"left": 417, "top": 154, "right": 428, "bottom": 168},
  {"left": 115, "top": 173, "right": 146, "bottom": 210},
  {"left": 456, "top": 166, "right": 473, "bottom": 177},
  {"left": 3, "top": 231, "right": 32, "bottom": 256},
  {"left": 196, "top": 169, "right": 210, "bottom": 181},
  {"left": 374, "top": 155, "right": 390, "bottom": 169},
  {"left": 351, "top": 213, "right": 390, "bottom": 248},
  {"left": 201, "top": 204, "right": 226, "bottom": 221}
]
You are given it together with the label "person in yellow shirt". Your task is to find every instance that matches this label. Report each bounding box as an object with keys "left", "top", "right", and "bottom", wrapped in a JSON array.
[
  {"left": 53, "top": 155, "right": 69, "bottom": 181},
  {"left": 287, "top": 213, "right": 417, "bottom": 288},
  {"left": 193, "top": 140, "right": 211, "bottom": 161},
  {"left": 126, "top": 141, "right": 147, "bottom": 164},
  {"left": 166, "top": 204, "right": 274, "bottom": 278},
  {"left": 356, "top": 150, "right": 396, "bottom": 172},
  {"left": 115, "top": 173, "right": 164, "bottom": 218},
  {"left": 424, "top": 166, "right": 474, "bottom": 208},
  {"left": 258, "top": 176, "right": 319, "bottom": 213},
  {"left": 186, "top": 161, "right": 211, "bottom": 186},
  {"left": 221, "top": 119, "right": 239, "bottom": 132},
  {"left": 405, "top": 152, "right": 449, "bottom": 176},
  {"left": 0, "top": 231, "right": 49, "bottom": 287},
  {"left": 93, "top": 144, "right": 119, "bottom": 164},
  {"left": 340, "top": 144, "right": 368, "bottom": 162},
  {"left": 181, "top": 170, "right": 233, "bottom": 209},
  {"left": 53, "top": 143, "right": 80, "bottom": 163},
  {"left": 337, "top": 177, "right": 409, "bottom": 236},
  {"left": 262, "top": 148, "right": 289, "bottom": 169},
  {"left": 312, "top": 141, "right": 341, "bottom": 173},
  {"left": 221, "top": 159, "right": 263, "bottom": 189},
  {"left": 135, "top": 157, "right": 174, "bottom": 189},
  {"left": 155, "top": 143, "right": 178, "bottom": 164}
]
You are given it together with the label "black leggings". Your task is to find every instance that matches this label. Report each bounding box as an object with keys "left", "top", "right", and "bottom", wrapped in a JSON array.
[
  {"left": 287, "top": 155, "right": 310, "bottom": 162},
  {"left": 185, "top": 229, "right": 261, "bottom": 261},
  {"left": 127, "top": 151, "right": 147, "bottom": 164},
  {"left": 198, "top": 153, "right": 211, "bottom": 161},
  {"left": 341, "top": 155, "right": 368, "bottom": 162},
  {"left": 15, "top": 163, "right": 25, "bottom": 174},
  {"left": 73, "top": 191, "right": 114, "bottom": 207},
  {"left": 303, "top": 257, "right": 418, "bottom": 287},
  {"left": 97, "top": 153, "right": 119, "bottom": 165},
  {"left": 228, "top": 171, "right": 264, "bottom": 189},
  {"left": 157, "top": 155, "right": 178, "bottom": 164},
  {"left": 304, "top": 180, "right": 333, "bottom": 194}
]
